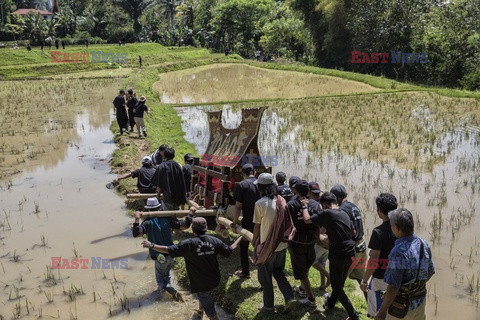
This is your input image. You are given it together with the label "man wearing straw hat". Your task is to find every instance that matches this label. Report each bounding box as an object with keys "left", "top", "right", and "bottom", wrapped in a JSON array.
[
  {"left": 133, "top": 197, "right": 193, "bottom": 301},
  {"left": 133, "top": 95, "right": 149, "bottom": 138}
]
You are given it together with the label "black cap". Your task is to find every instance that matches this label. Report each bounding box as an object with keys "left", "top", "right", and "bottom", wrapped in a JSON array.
[
  {"left": 242, "top": 163, "right": 254, "bottom": 174},
  {"left": 289, "top": 176, "right": 300, "bottom": 188},
  {"left": 295, "top": 179, "right": 309, "bottom": 196},
  {"left": 192, "top": 217, "right": 208, "bottom": 234},
  {"left": 330, "top": 184, "right": 347, "bottom": 199},
  {"left": 308, "top": 181, "right": 322, "bottom": 194},
  {"left": 184, "top": 153, "right": 194, "bottom": 161}
]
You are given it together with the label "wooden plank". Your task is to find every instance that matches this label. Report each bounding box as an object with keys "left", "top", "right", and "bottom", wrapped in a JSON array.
[
  {"left": 126, "top": 193, "right": 157, "bottom": 200},
  {"left": 141, "top": 209, "right": 218, "bottom": 219}
]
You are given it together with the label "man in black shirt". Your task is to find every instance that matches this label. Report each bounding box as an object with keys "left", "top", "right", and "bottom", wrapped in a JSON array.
[
  {"left": 113, "top": 90, "right": 129, "bottom": 135},
  {"left": 114, "top": 156, "right": 156, "bottom": 193},
  {"left": 152, "top": 148, "right": 186, "bottom": 210},
  {"left": 331, "top": 184, "right": 367, "bottom": 299},
  {"left": 360, "top": 193, "right": 398, "bottom": 317},
  {"left": 133, "top": 198, "right": 192, "bottom": 301},
  {"left": 276, "top": 171, "right": 294, "bottom": 202},
  {"left": 126, "top": 89, "right": 138, "bottom": 132},
  {"left": 143, "top": 216, "right": 243, "bottom": 320},
  {"left": 232, "top": 163, "right": 261, "bottom": 278},
  {"left": 288, "top": 179, "right": 320, "bottom": 308},
  {"left": 183, "top": 153, "right": 194, "bottom": 193},
  {"left": 303, "top": 192, "right": 359, "bottom": 320}
]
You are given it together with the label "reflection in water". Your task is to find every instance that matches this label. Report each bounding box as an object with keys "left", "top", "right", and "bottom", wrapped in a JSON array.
[
  {"left": 153, "top": 63, "right": 378, "bottom": 104},
  {"left": 0, "top": 81, "right": 229, "bottom": 320},
  {"left": 177, "top": 100, "right": 480, "bottom": 319},
  {"left": 0, "top": 79, "right": 118, "bottom": 180}
]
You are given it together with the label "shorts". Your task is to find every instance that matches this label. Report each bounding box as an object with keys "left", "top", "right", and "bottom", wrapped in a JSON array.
[
  {"left": 313, "top": 244, "right": 328, "bottom": 267},
  {"left": 367, "top": 277, "right": 388, "bottom": 316},
  {"left": 347, "top": 248, "right": 367, "bottom": 281},
  {"left": 195, "top": 291, "right": 216, "bottom": 317},
  {"left": 288, "top": 242, "right": 316, "bottom": 280}
]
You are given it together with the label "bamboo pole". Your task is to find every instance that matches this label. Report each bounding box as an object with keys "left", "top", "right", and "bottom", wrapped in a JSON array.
[
  {"left": 216, "top": 217, "right": 253, "bottom": 242},
  {"left": 126, "top": 193, "right": 158, "bottom": 200},
  {"left": 141, "top": 209, "right": 218, "bottom": 219}
]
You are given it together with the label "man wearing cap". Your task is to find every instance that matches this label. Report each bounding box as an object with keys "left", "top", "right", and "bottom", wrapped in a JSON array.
[
  {"left": 133, "top": 198, "right": 193, "bottom": 301},
  {"left": 276, "top": 172, "right": 294, "bottom": 202},
  {"left": 142, "top": 216, "right": 243, "bottom": 320},
  {"left": 231, "top": 163, "right": 261, "bottom": 278},
  {"left": 114, "top": 156, "right": 156, "bottom": 194},
  {"left": 183, "top": 153, "right": 194, "bottom": 193},
  {"left": 331, "top": 184, "right": 367, "bottom": 300},
  {"left": 302, "top": 192, "right": 360, "bottom": 320},
  {"left": 287, "top": 179, "right": 321, "bottom": 308},
  {"left": 152, "top": 148, "right": 187, "bottom": 210},
  {"left": 252, "top": 173, "right": 296, "bottom": 313},
  {"left": 309, "top": 182, "right": 330, "bottom": 291}
]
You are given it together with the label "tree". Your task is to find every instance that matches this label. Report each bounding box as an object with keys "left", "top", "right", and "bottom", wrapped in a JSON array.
[
  {"left": 212, "top": 0, "right": 274, "bottom": 56},
  {"left": 160, "top": 0, "right": 180, "bottom": 28},
  {"left": 113, "top": 0, "right": 156, "bottom": 35},
  {"left": 260, "top": 3, "right": 311, "bottom": 61}
]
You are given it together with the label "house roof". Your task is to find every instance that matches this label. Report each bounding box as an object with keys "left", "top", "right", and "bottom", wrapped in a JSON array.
[{"left": 11, "top": 9, "right": 53, "bottom": 16}]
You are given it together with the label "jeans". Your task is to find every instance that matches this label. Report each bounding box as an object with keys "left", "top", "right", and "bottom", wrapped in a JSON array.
[
  {"left": 154, "top": 255, "right": 176, "bottom": 295},
  {"left": 257, "top": 248, "right": 294, "bottom": 309},
  {"left": 327, "top": 257, "right": 359, "bottom": 320},
  {"left": 195, "top": 291, "right": 216, "bottom": 317}
]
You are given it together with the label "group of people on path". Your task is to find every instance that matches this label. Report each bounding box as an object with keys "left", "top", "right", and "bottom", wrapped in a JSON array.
[
  {"left": 113, "top": 89, "right": 150, "bottom": 137},
  {"left": 114, "top": 146, "right": 435, "bottom": 320}
]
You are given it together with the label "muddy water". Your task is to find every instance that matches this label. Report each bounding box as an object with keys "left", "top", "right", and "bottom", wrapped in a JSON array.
[
  {"left": 0, "top": 81, "right": 219, "bottom": 319},
  {"left": 177, "top": 103, "right": 480, "bottom": 320},
  {"left": 153, "top": 63, "right": 378, "bottom": 104}
]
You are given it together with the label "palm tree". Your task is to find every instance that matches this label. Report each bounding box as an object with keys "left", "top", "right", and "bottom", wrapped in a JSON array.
[
  {"left": 160, "top": 0, "right": 179, "bottom": 28},
  {"left": 114, "top": 0, "right": 156, "bottom": 35}
]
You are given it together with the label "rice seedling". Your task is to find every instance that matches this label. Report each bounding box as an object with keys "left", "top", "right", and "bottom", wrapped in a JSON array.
[
  {"left": 34, "top": 201, "right": 40, "bottom": 214},
  {"left": 40, "top": 235, "right": 48, "bottom": 247},
  {"left": 72, "top": 242, "right": 79, "bottom": 258},
  {"left": 43, "top": 289, "right": 54, "bottom": 303}
]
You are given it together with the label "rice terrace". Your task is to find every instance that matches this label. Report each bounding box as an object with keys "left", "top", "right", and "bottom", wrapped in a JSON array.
[{"left": 0, "top": 1, "right": 479, "bottom": 320}]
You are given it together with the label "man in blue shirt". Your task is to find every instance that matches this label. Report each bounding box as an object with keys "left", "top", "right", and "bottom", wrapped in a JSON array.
[
  {"left": 133, "top": 198, "right": 193, "bottom": 301},
  {"left": 375, "top": 208, "right": 435, "bottom": 320}
]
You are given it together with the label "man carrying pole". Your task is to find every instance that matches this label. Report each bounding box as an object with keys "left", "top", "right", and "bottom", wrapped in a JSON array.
[{"left": 133, "top": 197, "right": 193, "bottom": 301}]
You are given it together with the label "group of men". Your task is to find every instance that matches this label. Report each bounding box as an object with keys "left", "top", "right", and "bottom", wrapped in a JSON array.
[
  {"left": 232, "top": 166, "right": 434, "bottom": 320},
  {"left": 113, "top": 89, "right": 150, "bottom": 137},
  {"left": 115, "top": 149, "right": 435, "bottom": 320}
]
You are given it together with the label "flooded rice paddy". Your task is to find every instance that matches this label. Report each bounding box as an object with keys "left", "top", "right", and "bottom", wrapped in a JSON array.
[
  {"left": 0, "top": 79, "right": 215, "bottom": 319},
  {"left": 153, "top": 63, "right": 379, "bottom": 104},
  {"left": 175, "top": 88, "right": 480, "bottom": 318}
]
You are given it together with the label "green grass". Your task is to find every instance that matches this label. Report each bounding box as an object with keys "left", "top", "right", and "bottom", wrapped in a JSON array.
[{"left": 173, "top": 231, "right": 368, "bottom": 320}]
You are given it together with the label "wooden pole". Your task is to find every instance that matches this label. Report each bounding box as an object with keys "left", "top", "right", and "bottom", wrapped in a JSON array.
[
  {"left": 141, "top": 209, "right": 218, "bottom": 219},
  {"left": 217, "top": 217, "right": 253, "bottom": 242},
  {"left": 126, "top": 193, "right": 158, "bottom": 199}
]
